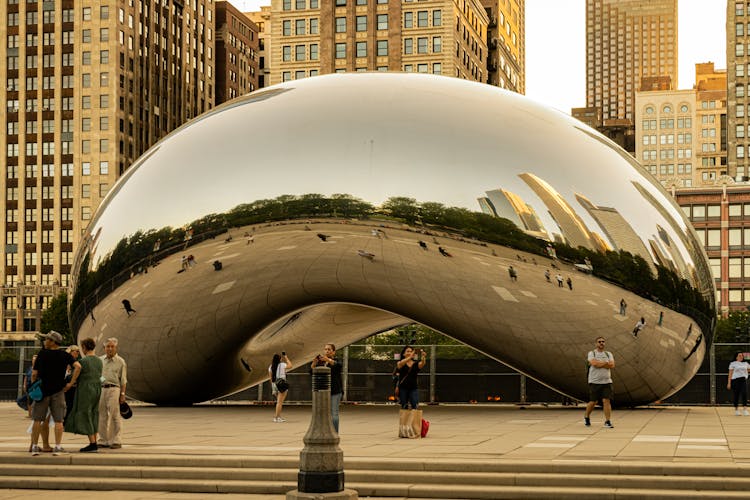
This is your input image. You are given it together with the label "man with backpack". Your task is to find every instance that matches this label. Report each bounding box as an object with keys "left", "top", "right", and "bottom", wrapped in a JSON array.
[{"left": 584, "top": 336, "right": 615, "bottom": 429}]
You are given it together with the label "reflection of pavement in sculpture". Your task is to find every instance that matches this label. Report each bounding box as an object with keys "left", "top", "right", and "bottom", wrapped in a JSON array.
[{"left": 82, "top": 220, "right": 704, "bottom": 405}]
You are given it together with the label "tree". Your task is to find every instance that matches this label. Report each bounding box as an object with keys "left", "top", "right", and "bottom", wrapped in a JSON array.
[{"left": 41, "top": 291, "right": 73, "bottom": 345}]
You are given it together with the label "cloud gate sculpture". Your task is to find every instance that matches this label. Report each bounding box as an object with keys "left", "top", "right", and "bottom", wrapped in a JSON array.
[{"left": 70, "top": 73, "right": 715, "bottom": 406}]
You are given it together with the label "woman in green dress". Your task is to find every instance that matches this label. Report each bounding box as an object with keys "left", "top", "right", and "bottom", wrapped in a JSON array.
[{"left": 64, "top": 338, "right": 103, "bottom": 452}]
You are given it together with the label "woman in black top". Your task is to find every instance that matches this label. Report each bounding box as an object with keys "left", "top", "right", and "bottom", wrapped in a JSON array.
[{"left": 395, "top": 345, "right": 426, "bottom": 409}]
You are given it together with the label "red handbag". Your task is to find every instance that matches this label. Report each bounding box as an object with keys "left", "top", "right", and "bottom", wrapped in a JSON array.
[{"left": 421, "top": 418, "right": 430, "bottom": 438}]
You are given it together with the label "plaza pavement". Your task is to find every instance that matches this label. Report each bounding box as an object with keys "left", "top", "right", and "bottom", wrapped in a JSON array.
[{"left": 1, "top": 401, "right": 749, "bottom": 499}]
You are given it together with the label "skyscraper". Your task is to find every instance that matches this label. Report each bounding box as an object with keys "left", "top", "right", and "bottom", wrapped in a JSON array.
[
  {"left": 268, "top": 0, "right": 489, "bottom": 85},
  {"left": 481, "top": 0, "right": 524, "bottom": 93},
  {"left": 1, "top": 1, "right": 214, "bottom": 340},
  {"left": 584, "top": 0, "right": 677, "bottom": 151},
  {"left": 728, "top": 1, "right": 750, "bottom": 181},
  {"left": 215, "top": 0, "right": 260, "bottom": 105}
]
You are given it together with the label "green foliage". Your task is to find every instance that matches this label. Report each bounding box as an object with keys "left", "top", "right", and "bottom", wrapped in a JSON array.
[
  {"left": 0, "top": 349, "right": 19, "bottom": 361},
  {"left": 354, "top": 324, "right": 484, "bottom": 360},
  {"left": 715, "top": 312, "right": 750, "bottom": 343},
  {"left": 41, "top": 291, "right": 73, "bottom": 345}
]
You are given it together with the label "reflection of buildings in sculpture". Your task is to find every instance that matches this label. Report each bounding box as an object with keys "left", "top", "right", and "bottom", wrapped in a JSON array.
[
  {"left": 656, "top": 224, "right": 690, "bottom": 280},
  {"left": 632, "top": 181, "right": 712, "bottom": 292},
  {"left": 575, "top": 194, "right": 656, "bottom": 273},
  {"left": 478, "top": 189, "right": 547, "bottom": 239},
  {"left": 648, "top": 238, "right": 674, "bottom": 273},
  {"left": 519, "top": 173, "right": 601, "bottom": 251}
]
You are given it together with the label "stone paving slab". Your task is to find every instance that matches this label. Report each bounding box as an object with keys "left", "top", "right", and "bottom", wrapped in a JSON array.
[{"left": 1, "top": 402, "right": 749, "bottom": 498}]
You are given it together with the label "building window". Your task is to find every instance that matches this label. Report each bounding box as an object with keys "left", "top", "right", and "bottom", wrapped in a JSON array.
[
  {"left": 310, "top": 18, "right": 319, "bottom": 34},
  {"left": 433, "top": 36, "right": 441, "bottom": 52},
  {"left": 336, "top": 43, "right": 346, "bottom": 59},
  {"left": 283, "top": 46, "right": 291, "bottom": 61},
  {"left": 354, "top": 15, "right": 366, "bottom": 32},
  {"left": 376, "top": 40, "right": 388, "bottom": 56},
  {"left": 433, "top": 62, "right": 441, "bottom": 74},
  {"left": 296, "top": 0, "right": 305, "bottom": 9},
  {"left": 283, "top": 71, "right": 291, "bottom": 82},
  {"left": 283, "top": 0, "right": 291, "bottom": 10},
  {"left": 404, "top": 12, "right": 413, "bottom": 28},
  {"left": 310, "top": 44, "right": 319, "bottom": 60},
  {"left": 417, "top": 11, "right": 428, "bottom": 27},
  {"left": 417, "top": 37, "right": 428, "bottom": 54},
  {"left": 296, "top": 45, "right": 306, "bottom": 61},
  {"left": 336, "top": 17, "right": 346, "bottom": 33},
  {"left": 377, "top": 14, "right": 388, "bottom": 30},
  {"left": 356, "top": 41, "right": 367, "bottom": 58},
  {"left": 283, "top": 20, "right": 291, "bottom": 36},
  {"left": 433, "top": 10, "right": 441, "bottom": 26},
  {"left": 404, "top": 38, "right": 413, "bottom": 54}
]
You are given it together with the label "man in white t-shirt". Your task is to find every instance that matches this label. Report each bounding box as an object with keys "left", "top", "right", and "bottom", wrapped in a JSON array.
[{"left": 584, "top": 336, "right": 615, "bottom": 429}]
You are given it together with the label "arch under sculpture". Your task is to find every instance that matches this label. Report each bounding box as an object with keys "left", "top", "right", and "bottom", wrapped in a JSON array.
[{"left": 69, "top": 74, "right": 714, "bottom": 406}]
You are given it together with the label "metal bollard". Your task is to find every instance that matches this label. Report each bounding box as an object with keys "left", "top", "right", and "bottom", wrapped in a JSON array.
[{"left": 287, "top": 366, "right": 357, "bottom": 499}]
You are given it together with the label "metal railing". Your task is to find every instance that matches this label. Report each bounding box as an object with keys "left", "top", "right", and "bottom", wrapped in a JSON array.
[{"left": 1, "top": 343, "right": 743, "bottom": 406}]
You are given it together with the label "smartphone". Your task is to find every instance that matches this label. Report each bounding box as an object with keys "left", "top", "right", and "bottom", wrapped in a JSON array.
[{"left": 282, "top": 351, "right": 286, "bottom": 356}]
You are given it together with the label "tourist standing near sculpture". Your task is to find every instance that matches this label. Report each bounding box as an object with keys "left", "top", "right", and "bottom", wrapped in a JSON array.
[
  {"left": 395, "top": 346, "right": 426, "bottom": 410},
  {"left": 310, "top": 344, "right": 343, "bottom": 433},
  {"left": 584, "top": 337, "right": 615, "bottom": 429},
  {"left": 269, "top": 352, "right": 292, "bottom": 422},
  {"left": 727, "top": 352, "right": 750, "bottom": 416},
  {"left": 30, "top": 331, "right": 81, "bottom": 455},
  {"left": 98, "top": 338, "right": 127, "bottom": 449},
  {"left": 65, "top": 338, "right": 103, "bottom": 452}
]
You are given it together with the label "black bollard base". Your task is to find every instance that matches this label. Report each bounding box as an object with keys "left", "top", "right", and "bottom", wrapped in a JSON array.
[
  {"left": 297, "top": 470, "right": 345, "bottom": 493},
  {"left": 286, "top": 488, "right": 358, "bottom": 500}
]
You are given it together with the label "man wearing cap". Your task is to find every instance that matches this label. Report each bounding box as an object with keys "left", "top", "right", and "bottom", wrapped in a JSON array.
[
  {"left": 30, "top": 331, "right": 81, "bottom": 456},
  {"left": 98, "top": 337, "right": 128, "bottom": 449}
]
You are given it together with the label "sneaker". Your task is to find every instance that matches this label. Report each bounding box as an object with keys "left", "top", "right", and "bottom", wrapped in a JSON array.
[
  {"left": 80, "top": 443, "right": 98, "bottom": 453},
  {"left": 31, "top": 445, "right": 41, "bottom": 456},
  {"left": 109, "top": 443, "right": 122, "bottom": 449},
  {"left": 272, "top": 417, "right": 279, "bottom": 422},
  {"left": 736, "top": 410, "right": 741, "bottom": 416},
  {"left": 584, "top": 417, "right": 591, "bottom": 427},
  {"left": 52, "top": 446, "right": 65, "bottom": 456},
  {"left": 604, "top": 421, "right": 614, "bottom": 429},
  {"left": 744, "top": 409, "right": 749, "bottom": 417},
  {"left": 276, "top": 417, "right": 286, "bottom": 422},
  {"left": 97, "top": 442, "right": 110, "bottom": 448}
]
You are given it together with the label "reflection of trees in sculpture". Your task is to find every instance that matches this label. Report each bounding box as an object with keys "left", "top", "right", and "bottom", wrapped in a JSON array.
[{"left": 70, "top": 193, "right": 713, "bottom": 338}]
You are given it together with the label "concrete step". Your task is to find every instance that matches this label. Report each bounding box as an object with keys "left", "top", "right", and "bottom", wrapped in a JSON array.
[
  {"left": 3, "top": 463, "right": 750, "bottom": 492},
  {"left": 6, "top": 477, "right": 750, "bottom": 499},
  {"left": 3, "top": 454, "right": 750, "bottom": 498}
]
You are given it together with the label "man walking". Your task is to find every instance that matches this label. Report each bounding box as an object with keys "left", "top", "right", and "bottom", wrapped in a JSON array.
[
  {"left": 310, "top": 343, "right": 343, "bottom": 433},
  {"left": 98, "top": 338, "right": 127, "bottom": 449},
  {"left": 584, "top": 336, "right": 615, "bottom": 429},
  {"left": 30, "top": 331, "right": 81, "bottom": 455}
]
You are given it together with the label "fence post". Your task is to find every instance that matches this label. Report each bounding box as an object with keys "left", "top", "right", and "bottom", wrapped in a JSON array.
[
  {"left": 709, "top": 342, "right": 716, "bottom": 405},
  {"left": 429, "top": 344, "right": 436, "bottom": 403},
  {"left": 16, "top": 346, "right": 26, "bottom": 398},
  {"left": 342, "top": 346, "right": 349, "bottom": 402}
]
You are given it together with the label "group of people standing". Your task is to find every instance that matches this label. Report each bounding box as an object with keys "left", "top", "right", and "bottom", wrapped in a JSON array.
[
  {"left": 267, "top": 343, "right": 427, "bottom": 433},
  {"left": 269, "top": 343, "right": 344, "bottom": 432},
  {"left": 22, "top": 332, "right": 128, "bottom": 454}
]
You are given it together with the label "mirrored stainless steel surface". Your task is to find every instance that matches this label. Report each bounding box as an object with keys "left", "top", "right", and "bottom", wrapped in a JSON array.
[{"left": 70, "top": 73, "right": 715, "bottom": 405}]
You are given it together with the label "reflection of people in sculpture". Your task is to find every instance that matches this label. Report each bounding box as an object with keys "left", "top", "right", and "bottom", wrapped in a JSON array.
[
  {"left": 555, "top": 273, "right": 563, "bottom": 287},
  {"left": 418, "top": 240, "right": 428, "bottom": 250},
  {"left": 584, "top": 336, "right": 615, "bottom": 429},
  {"left": 317, "top": 233, "right": 329, "bottom": 242},
  {"left": 357, "top": 250, "right": 375, "bottom": 261},
  {"left": 508, "top": 266, "right": 517, "bottom": 281},
  {"left": 544, "top": 269, "right": 551, "bottom": 282},
  {"left": 727, "top": 352, "right": 750, "bottom": 416},
  {"left": 683, "top": 333, "right": 702, "bottom": 361},
  {"left": 632, "top": 317, "right": 646, "bottom": 338},
  {"left": 566, "top": 277, "right": 573, "bottom": 290},
  {"left": 121, "top": 299, "right": 136, "bottom": 316},
  {"left": 619, "top": 299, "right": 627, "bottom": 316},
  {"left": 438, "top": 246, "right": 452, "bottom": 257}
]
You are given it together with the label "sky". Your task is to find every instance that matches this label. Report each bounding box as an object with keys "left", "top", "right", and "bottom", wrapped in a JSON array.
[{"left": 228, "top": 0, "right": 727, "bottom": 114}]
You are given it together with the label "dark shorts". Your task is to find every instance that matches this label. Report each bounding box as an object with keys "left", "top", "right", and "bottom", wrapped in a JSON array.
[
  {"left": 588, "top": 383, "right": 613, "bottom": 402},
  {"left": 31, "top": 390, "right": 66, "bottom": 422}
]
